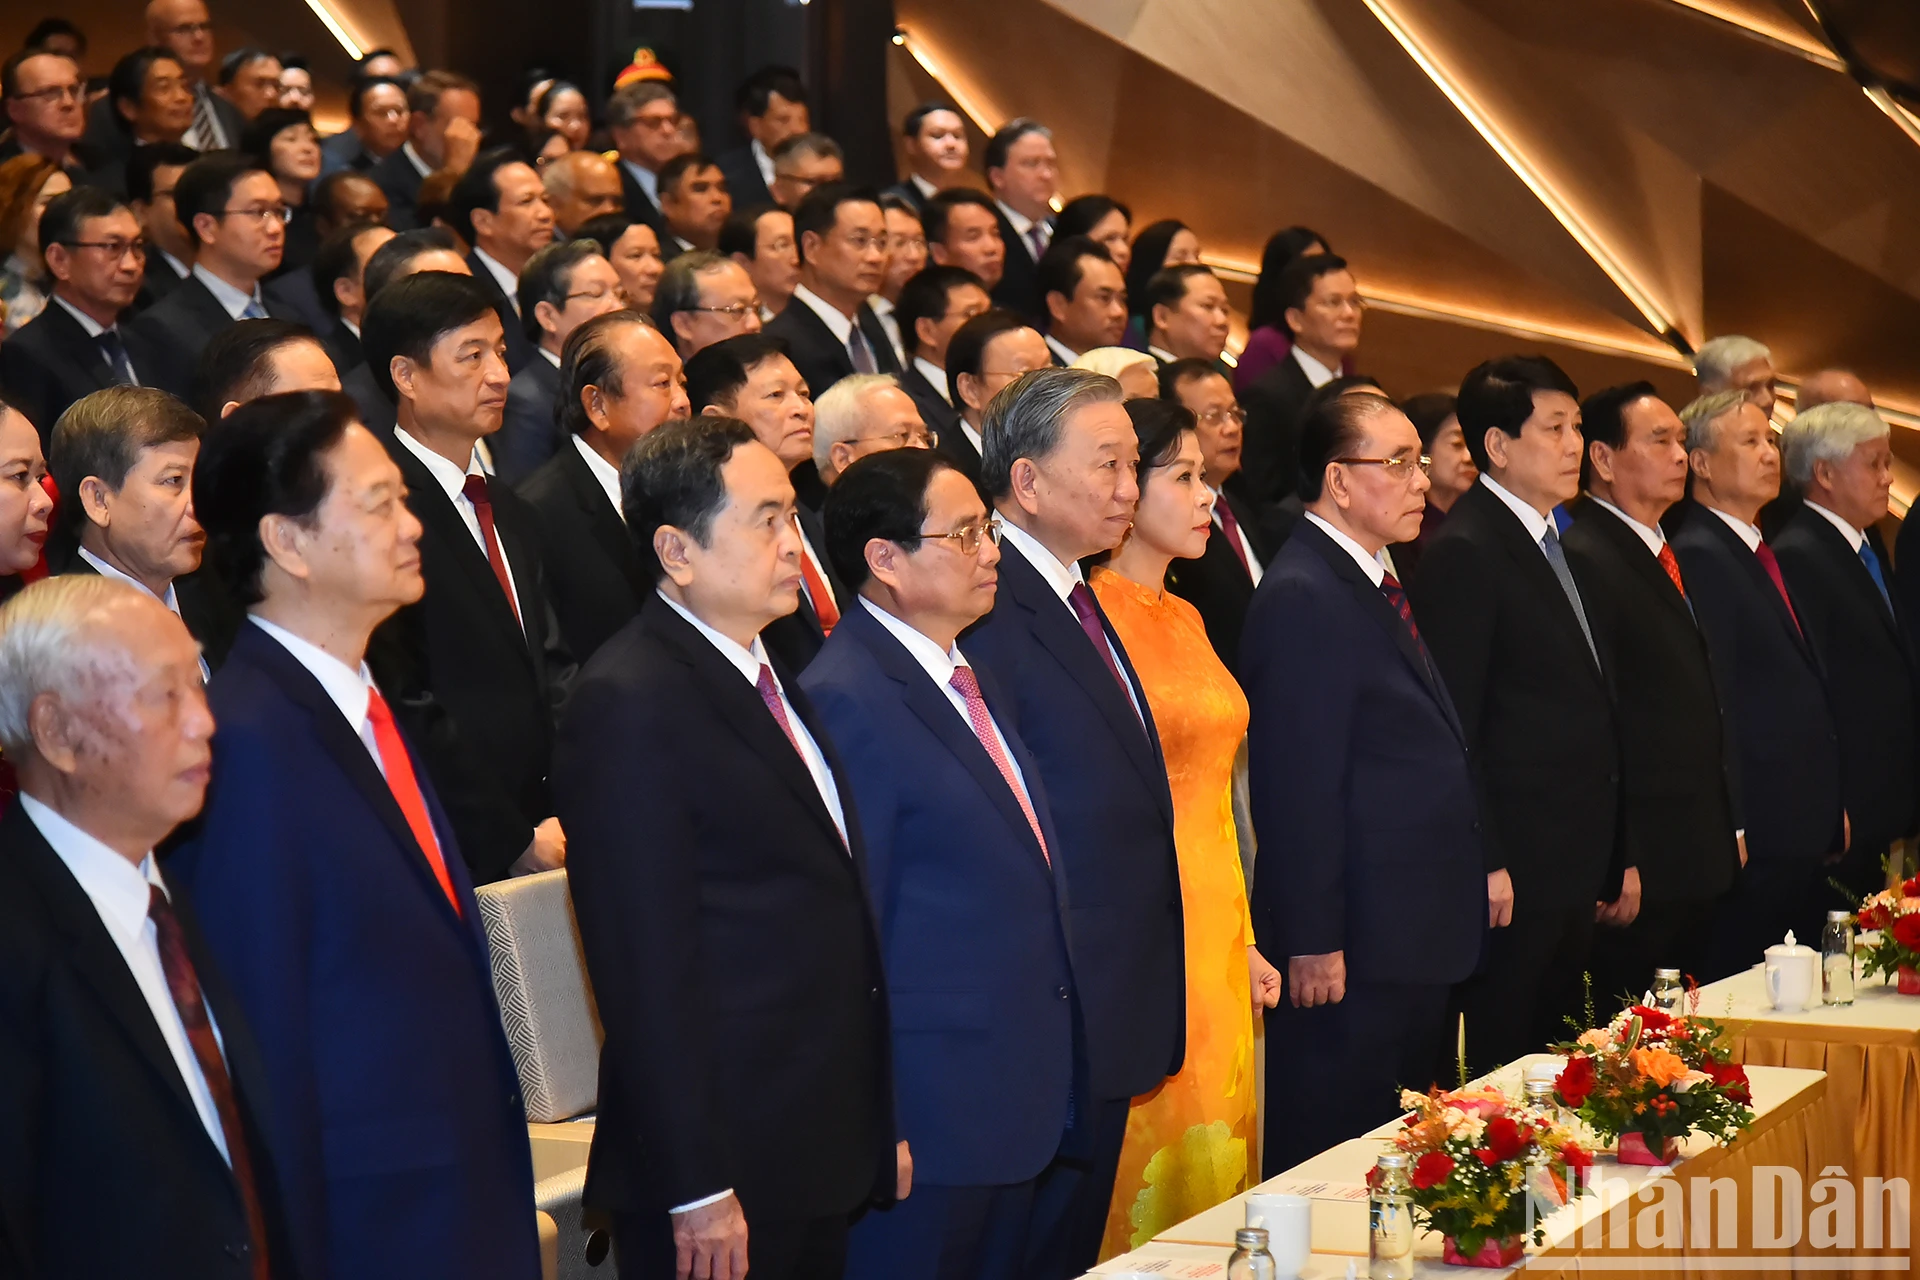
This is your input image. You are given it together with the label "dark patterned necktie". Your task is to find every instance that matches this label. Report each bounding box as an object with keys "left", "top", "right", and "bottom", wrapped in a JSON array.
[{"left": 96, "top": 328, "right": 135, "bottom": 385}]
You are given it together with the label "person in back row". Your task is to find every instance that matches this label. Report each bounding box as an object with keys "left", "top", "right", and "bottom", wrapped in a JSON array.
[{"left": 494, "top": 240, "right": 628, "bottom": 483}]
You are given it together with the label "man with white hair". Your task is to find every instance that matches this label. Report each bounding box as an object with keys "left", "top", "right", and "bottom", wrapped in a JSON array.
[
  {"left": 811, "top": 373, "right": 931, "bottom": 488},
  {"left": 1693, "top": 335, "right": 1776, "bottom": 416},
  {"left": 0, "top": 575, "right": 291, "bottom": 1278},
  {"left": 1773, "top": 401, "right": 1917, "bottom": 899}
]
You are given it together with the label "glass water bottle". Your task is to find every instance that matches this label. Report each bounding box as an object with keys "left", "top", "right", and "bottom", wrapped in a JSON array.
[
  {"left": 1824, "top": 909, "right": 1856, "bottom": 1006},
  {"left": 1648, "top": 968, "right": 1683, "bottom": 1012},
  {"left": 1369, "top": 1151, "right": 1415, "bottom": 1280},
  {"left": 1228, "top": 1226, "right": 1278, "bottom": 1280}
]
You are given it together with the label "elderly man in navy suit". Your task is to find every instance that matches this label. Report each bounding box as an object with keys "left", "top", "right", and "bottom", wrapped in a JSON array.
[
  {"left": 803, "top": 449, "right": 1073, "bottom": 1280},
  {"left": 960, "top": 367, "right": 1184, "bottom": 1279},
  {"left": 173, "top": 390, "right": 539, "bottom": 1280},
  {"left": 1246, "top": 391, "right": 1486, "bottom": 1171}
]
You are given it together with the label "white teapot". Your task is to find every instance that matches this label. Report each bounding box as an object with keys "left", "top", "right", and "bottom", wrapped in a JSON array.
[{"left": 1764, "top": 931, "right": 1819, "bottom": 1013}]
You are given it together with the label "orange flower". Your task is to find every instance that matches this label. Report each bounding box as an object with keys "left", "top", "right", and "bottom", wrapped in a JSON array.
[{"left": 1629, "top": 1047, "right": 1688, "bottom": 1087}]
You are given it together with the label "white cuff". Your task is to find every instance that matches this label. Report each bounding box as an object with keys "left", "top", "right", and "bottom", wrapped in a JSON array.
[{"left": 670, "top": 1188, "right": 734, "bottom": 1215}]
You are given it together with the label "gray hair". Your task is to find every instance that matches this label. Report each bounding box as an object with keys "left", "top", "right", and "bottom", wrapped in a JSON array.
[
  {"left": 1781, "top": 400, "right": 1888, "bottom": 488},
  {"left": 1694, "top": 335, "right": 1771, "bottom": 390},
  {"left": 812, "top": 373, "right": 899, "bottom": 472},
  {"left": 770, "top": 131, "right": 844, "bottom": 168},
  {"left": 1677, "top": 389, "right": 1753, "bottom": 453},
  {"left": 980, "top": 367, "right": 1123, "bottom": 500},
  {"left": 650, "top": 250, "right": 733, "bottom": 335},
  {"left": 0, "top": 576, "right": 146, "bottom": 756}
]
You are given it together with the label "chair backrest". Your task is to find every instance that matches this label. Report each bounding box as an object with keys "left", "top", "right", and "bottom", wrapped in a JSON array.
[{"left": 475, "top": 870, "right": 604, "bottom": 1122}]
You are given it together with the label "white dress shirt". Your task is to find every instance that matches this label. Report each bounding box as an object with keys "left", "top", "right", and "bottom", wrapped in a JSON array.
[
  {"left": 995, "top": 517, "right": 1144, "bottom": 723},
  {"left": 750, "top": 138, "right": 774, "bottom": 188},
  {"left": 78, "top": 548, "right": 206, "bottom": 679},
  {"left": 1588, "top": 496, "right": 1669, "bottom": 557},
  {"left": 1044, "top": 334, "right": 1079, "bottom": 366},
  {"left": 868, "top": 295, "right": 906, "bottom": 368},
  {"left": 157, "top": 248, "right": 192, "bottom": 284},
  {"left": 1304, "top": 511, "right": 1386, "bottom": 585},
  {"left": 1211, "top": 487, "right": 1263, "bottom": 586},
  {"left": 572, "top": 435, "right": 623, "bottom": 520},
  {"left": 1147, "top": 344, "right": 1177, "bottom": 366},
  {"left": 996, "top": 200, "right": 1049, "bottom": 261},
  {"left": 913, "top": 356, "right": 952, "bottom": 406},
  {"left": 1479, "top": 474, "right": 1556, "bottom": 552},
  {"left": 249, "top": 615, "right": 384, "bottom": 769},
  {"left": 958, "top": 419, "right": 984, "bottom": 459},
  {"left": 192, "top": 263, "right": 264, "bottom": 320},
  {"left": 539, "top": 346, "right": 561, "bottom": 368},
  {"left": 909, "top": 173, "right": 938, "bottom": 202},
  {"left": 1291, "top": 343, "right": 1337, "bottom": 389},
  {"left": 1706, "top": 506, "right": 1763, "bottom": 552},
  {"left": 402, "top": 141, "right": 432, "bottom": 178},
  {"left": 472, "top": 247, "right": 521, "bottom": 316},
  {"left": 340, "top": 317, "right": 361, "bottom": 340},
  {"left": 19, "top": 793, "right": 233, "bottom": 1164},
  {"left": 791, "top": 283, "right": 857, "bottom": 346},
  {"left": 394, "top": 429, "right": 524, "bottom": 626},
  {"left": 1804, "top": 500, "right": 1866, "bottom": 553}
]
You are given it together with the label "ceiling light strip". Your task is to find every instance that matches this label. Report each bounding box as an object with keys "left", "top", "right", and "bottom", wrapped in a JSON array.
[
  {"left": 1656, "top": 0, "right": 1845, "bottom": 71},
  {"left": 891, "top": 28, "right": 999, "bottom": 136},
  {"left": 304, "top": 0, "right": 366, "bottom": 60},
  {"left": 1861, "top": 84, "right": 1920, "bottom": 148},
  {"left": 1358, "top": 0, "right": 1683, "bottom": 345}
]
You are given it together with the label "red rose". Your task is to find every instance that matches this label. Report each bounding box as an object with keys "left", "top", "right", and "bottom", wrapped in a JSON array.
[
  {"left": 1560, "top": 1143, "right": 1593, "bottom": 1172},
  {"left": 1892, "top": 915, "right": 1920, "bottom": 953},
  {"left": 1903, "top": 876, "right": 1920, "bottom": 897},
  {"left": 1701, "top": 1059, "right": 1752, "bottom": 1105},
  {"left": 1485, "top": 1115, "right": 1526, "bottom": 1162},
  {"left": 1630, "top": 1005, "right": 1675, "bottom": 1035},
  {"left": 1411, "top": 1150, "right": 1455, "bottom": 1189},
  {"left": 1556, "top": 1055, "right": 1597, "bottom": 1109},
  {"left": 1862, "top": 905, "right": 1889, "bottom": 931}
]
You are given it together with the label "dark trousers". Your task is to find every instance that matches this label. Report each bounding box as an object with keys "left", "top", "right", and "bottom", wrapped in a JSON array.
[
  {"left": 614, "top": 1208, "right": 849, "bottom": 1280},
  {"left": 1264, "top": 979, "right": 1452, "bottom": 1174},
  {"left": 845, "top": 1180, "right": 1036, "bottom": 1280},
  {"left": 1022, "top": 1095, "right": 1129, "bottom": 1280},
  {"left": 1709, "top": 857, "right": 1832, "bottom": 982},
  {"left": 1451, "top": 900, "right": 1595, "bottom": 1080},
  {"left": 1590, "top": 896, "right": 1718, "bottom": 1014}
]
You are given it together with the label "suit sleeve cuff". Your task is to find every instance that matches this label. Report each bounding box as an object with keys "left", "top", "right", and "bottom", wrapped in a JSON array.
[{"left": 670, "top": 1189, "right": 734, "bottom": 1215}]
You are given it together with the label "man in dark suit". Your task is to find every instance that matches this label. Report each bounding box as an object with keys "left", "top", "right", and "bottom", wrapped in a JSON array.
[
  {"left": 494, "top": 241, "right": 627, "bottom": 483},
  {"left": 1248, "top": 391, "right": 1485, "bottom": 1170},
  {"left": 1142, "top": 265, "right": 1230, "bottom": 372},
  {"left": 557, "top": 417, "right": 895, "bottom": 1280},
  {"left": 961, "top": 368, "right": 1183, "bottom": 1278},
  {"left": 335, "top": 229, "right": 472, "bottom": 435},
  {"left": 126, "top": 142, "right": 199, "bottom": 310},
  {"left": 1407, "top": 356, "right": 1627, "bottom": 1076},
  {"left": 178, "top": 390, "right": 539, "bottom": 1280},
  {"left": 520, "top": 311, "right": 688, "bottom": 661},
  {"left": 316, "top": 75, "right": 408, "bottom": 178},
  {"left": 262, "top": 172, "right": 390, "bottom": 340},
  {"left": 130, "top": 154, "right": 297, "bottom": 397},
  {"left": 0, "top": 188, "right": 157, "bottom": 440},
  {"left": 1037, "top": 236, "right": 1126, "bottom": 366},
  {"left": 1239, "top": 254, "right": 1362, "bottom": 516},
  {"left": 605, "top": 81, "right": 681, "bottom": 234},
  {"left": 940, "top": 310, "right": 1052, "bottom": 500},
  {"left": 189, "top": 320, "right": 342, "bottom": 423},
  {"left": 301, "top": 220, "right": 395, "bottom": 374},
  {"left": 716, "top": 66, "right": 808, "bottom": 213},
  {"left": 924, "top": 189, "right": 1007, "bottom": 297},
  {"left": 361, "top": 272, "right": 573, "bottom": 884},
  {"left": 765, "top": 182, "right": 902, "bottom": 402},
  {"left": 0, "top": 48, "right": 96, "bottom": 179},
  {"left": 810, "top": 374, "right": 931, "bottom": 489},
  {"left": 1774, "top": 401, "right": 1918, "bottom": 900},
  {"left": 84, "top": 4, "right": 241, "bottom": 164},
  {"left": 657, "top": 153, "right": 734, "bottom": 261},
  {"left": 804, "top": 449, "right": 1073, "bottom": 1279},
  {"left": 0, "top": 577, "right": 292, "bottom": 1280},
  {"left": 448, "top": 147, "right": 554, "bottom": 376},
  {"left": 366, "top": 71, "right": 480, "bottom": 232},
  {"left": 1673, "top": 391, "right": 1845, "bottom": 969},
  {"left": 1162, "top": 359, "right": 1269, "bottom": 670},
  {"left": 983, "top": 119, "right": 1057, "bottom": 319},
  {"left": 890, "top": 263, "right": 989, "bottom": 450},
  {"left": 881, "top": 102, "right": 970, "bottom": 216},
  {"left": 653, "top": 249, "right": 764, "bottom": 359},
  {"left": 1563, "top": 384, "right": 1741, "bottom": 996}
]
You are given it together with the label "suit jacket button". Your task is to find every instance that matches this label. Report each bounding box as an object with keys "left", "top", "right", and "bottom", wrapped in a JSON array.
[
  {"left": 870, "top": 987, "right": 879, "bottom": 1000},
  {"left": 1056, "top": 986, "right": 1069, "bottom": 1000}
]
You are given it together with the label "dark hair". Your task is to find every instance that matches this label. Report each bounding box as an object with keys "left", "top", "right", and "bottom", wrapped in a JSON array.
[
  {"left": 1577, "top": 381, "right": 1662, "bottom": 492},
  {"left": 1298, "top": 391, "right": 1398, "bottom": 502},
  {"left": 279, "top": 53, "right": 309, "bottom": 74},
  {"left": 1157, "top": 356, "right": 1226, "bottom": 403},
  {"left": 895, "top": 264, "right": 985, "bottom": 358},
  {"left": 447, "top": 146, "right": 529, "bottom": 246},
  {"left": 717, "top": 204, "right": 781, "bottom": 259},
  {"left": 943, "top": 307, "right": 1029, "bottom": 407},
  {"left": 1274, "top": 253, "right": 1350, "bottom": 337},
  {"left": 650, "top": 249, "right": 729, "bottom": 335},
  {"left": 1125, "top": 397, "right": 1195, "bottom": 479},
  {"left": 125, "top": 142, "right": 198, "bottom": 205},
  {"left": 791, "top": 181, "right": 878, "bottom": 266},
  {"left": 1248, "top": 226, "right": 1331, "bottom": 331},
  {"left": 559, "top": 310, "right": 655, "bottom": 438},
  {"left": 348, "top": 74, "right": 405, "bottom": 122},
  {"left": 24, "top": 18, "right": 86, "bottom": 57},
  {"left": 37, "top": 186, "right": 127, "bottom": 264},
  {"left": 407, "top": 69, "right": 479, "bottom": 119},
  {"left": 902, "top": 101, "right": 959, "bottom": 140},
  {"left": 309, "top": 220, "right": 383, "bottom": 319},
  {"left": 1456, "top": 355, "right": 1580, "bottom": 471},
  {"left": 921, "top": 187, "right": 997, "bottom": 248},
  {"left": 1293, "top": 377, "right": 1387, "bottom": 441},
  {"left": 195, "top": 391, "right": 362, "bottom": 605},
  {"left": 657, "top": 150, "right": 716, "bottom": 196},
  {"left": 218, "top": 48, "right": 276, "bottom": 87},
  {"left": 983, "top": 117, "right": 1049, "bottom": 174},
  {"left": 1144, "top": 264, "right": 1213, "bottom": 326},
  {"left": 770, "top": 131, "right": 842, "bottom": 169},
  {"left": 1400, "top": 392, "right": 1458, "bottom": 449},
  {"left": 574, "top": 213, "right": 649, "bottom": 259},
  {"left": 1053, "top": 194, "right": 1131, "bottom": 242},
  {"left": 241, "top": 108, "right": 314, "bottom": 176},
  {"left": 736, "top": 64, "right": 806, "bottom": 117},
  {"left": 621, "top": 415, "right": 758, "bottom": 583},
  {"left": 173, "top": 155, "right": 271, "bottom": 246},
  {"left": 821, "top": 447, "right": 955, "bottom": 588},
  {"left": 684, "top": 332, "right": 792, "bottom": 412},
  {"left": 533, "top": 79, "right": 586, "bottom": 125},
  {"left": 356, "top": 48, "right": 402, "bottom": 74},
  {"left": 108, "top": 48, "right": 184, "bottom": 135},
  {"left": 1036, "top": 234, "right": 1113, "bottom": 310},
  {"left": 361, "top": 272, "right": 501, "bottom": 400},
  {"left": 518, "top": 239, "right": 604, "bottom": 342},
  {"left": 311, "top": 169, "right": 381, "bottom": 223},
  {"left": 3, "top": 46, "right": 75, "bottom": 100},
  {"left": 361, "top": 226, "right": 460, "bottom": 303},
  {"left": 876, "top": 192, "right": 920, "bottom": 222},
  {"left": 190, "top": 319, "right": 326, "bottom": 421},
  {"left": 1125, "top": 220, "right": 1189, "bottom": 320},
  {"left": 605, "top": 80, "right": 675, "bottom": 127},
  {"left": 50, "top": 387, "right": 204, "bottom": 535}
]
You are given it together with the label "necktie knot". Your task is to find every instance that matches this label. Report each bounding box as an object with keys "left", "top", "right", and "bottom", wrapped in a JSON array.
[
  {"left": 948, "top": 665, "right": 982, "bottom": 702},
  {"left": 462, "top": 473, "right": 492, "bottom": 508}
]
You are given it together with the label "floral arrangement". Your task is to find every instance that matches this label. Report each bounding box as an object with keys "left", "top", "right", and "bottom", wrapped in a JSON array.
[
  {"left": 1385, "top": 1085, "right": 1593, "bottom": 1264},
  {"left": 1550, "top": 1002, "right": 1754, "bottom": 1163},
  {"left": 1856, "top": 876, "right": 1920, "bottom": 992}
]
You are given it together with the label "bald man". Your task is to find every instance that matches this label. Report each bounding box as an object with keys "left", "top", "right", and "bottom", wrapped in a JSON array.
[
  {"left": 543, "top": 151, "right": 625, "bottom": 236},
  {"left": 1796, "top": 369, "right": 1872, "bottom": 412}
]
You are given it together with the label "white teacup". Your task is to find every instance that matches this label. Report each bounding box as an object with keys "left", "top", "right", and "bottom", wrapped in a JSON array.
[{"left": 1245, "top": 1193, "right": 1311, "bottom": 1277}]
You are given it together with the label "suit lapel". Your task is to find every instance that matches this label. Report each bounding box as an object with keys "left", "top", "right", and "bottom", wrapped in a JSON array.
[
  {"left": 45, "top": 303, "right": 118, "bottom": 396},
  {"left": 561, "top": 444, "right": 648, "bottom": 596},
  {"left": 855, "top": 304, "right": 902, "bottom": 374},
  {"left": 1466, "top": 483, "right": 1605, "bottom": 684},
  {"left": 389, "top": 438, "right": 535, "bottom": 660},
  {"left": 1579, "top": 501, "right": 1695, "bottom": 629},
  {"left": 1697, "top": 511, "right": 1809, "bottom": 657},
  {"left": 1808, "top": 514, "right": 1899, "bottom": 637}
]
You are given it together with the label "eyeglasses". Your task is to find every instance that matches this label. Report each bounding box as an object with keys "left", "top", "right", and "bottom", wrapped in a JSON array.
[
  {"left": 13, "top": 83, "right": 84, "bottom": 104},
  {"left": 164, "top": 21, "right": 215, "bottom": 35},
  {"left": 917, "top": 516, "right": 1002, "bottom": 556},
  {"left": 60, "top": 238, "right": 148, "bottom": 259},
  {"left": 219, "top": 205, "right": 294, "bottom": 225},
  {"left": 1334, "top": 455, "right": 1431, "bottom": 482},
  {"left": 853, "top": 427, "right": 933, "bottom": 450},
  {"left": 888, "top": 235, "right": 928, "bottom": 253},
  {"left": 686, "top": 300, "right": 761, "bottom": 320},
  {"left": 1195, "top": 406, "right": 1246, "bottom": 428},
  {"left": 775, "top": 172, "right": 826, "bottom": 194},
  {"left": 836, "top": 232, "right": 887, "bottom": 253}
]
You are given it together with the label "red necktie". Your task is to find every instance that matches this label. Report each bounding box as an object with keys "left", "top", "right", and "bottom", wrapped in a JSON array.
[
  {"left": 1753, "top": 540, "right": 1802, "bottom": 637},
  {"left": 366, "top": 686, "right": 463, "bottom": 915},
  {"left": 794, "top": 518, "right": 840, "bottom": 633},
  {"left": 949, "top": 666, "right": 1048, "bottom": 861},
  {"left": 148, "top": 885, "right": 272, "bottom": 1279},
  {"left": 1214, "top": 496, "right": 1252, "bottom": 579},
  {"left": 756, "top": 663, "right": 806, "bottom": 759},
  {"left": 1657, "top": 542, "right": 1687, "bottom": 599},
  {"left": 1067, "top": 583, "right": 1138, "bottom": 720},
  {"left": 461, "top": 474, "right": 523, "bottom": 629}
]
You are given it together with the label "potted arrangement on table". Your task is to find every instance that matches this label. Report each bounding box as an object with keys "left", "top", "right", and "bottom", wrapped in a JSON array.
[
  {"left": 1385, "top": 1084, "right": 1594, "bottom": 1267},
  {"left": 1550, "top": 1002, "right": 1754, "bottom": 1165},
  {"left": 1856, "top": 876, "right": 1920, "bottom": 995}
]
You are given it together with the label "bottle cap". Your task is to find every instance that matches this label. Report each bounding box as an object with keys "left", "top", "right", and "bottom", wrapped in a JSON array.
[
  {"left": 1525, "top": 1078, "right": 1556, "bottom": 1098},
  {"left": 1829, "top": 910, "right": 1856, "bottom": 922},
  {"left": 1235, "top": 1227, "right": 1270, "bottom": 1250},
  {"left": 1376, "top": 1150, "right": 1408, "bottom": 1167},
  {"left": 1653, "top": 968, "right": 1681, "bottom": 980}
]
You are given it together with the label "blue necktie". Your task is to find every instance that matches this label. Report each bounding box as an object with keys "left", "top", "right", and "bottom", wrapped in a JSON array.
[
  {"left": 1541, "top": 526, "right": 1600, "bottom": 668},
  {"left": 1861, "top": 540, "right": 1893, "bottom": 611},
  {"left": 241, "top": 297, "right": 268, "bottom": 320}
]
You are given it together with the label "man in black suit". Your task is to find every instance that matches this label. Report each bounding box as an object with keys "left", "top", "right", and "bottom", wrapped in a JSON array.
[
  {"left": 262, "top": 171, "right": 390, "bottom": 339},
  {"left": 338, "top": 228, "right": 472, "bottom": 434},
  {"left": 1037, "top": 236, "right": 1126, "bottom": 366},
  {"left": 1563, "top": 384, "right": 1741, "bottom": 996},
  {"left": 881, "top": 102, "right": 970, "bottom": 215},
  {"left": 447, "top": 147, "right": 554, "bottom": 376},
  {"left": 767, "top": 134, "right": 845, "bottom": 212},
  {"left": 83, "top": 0, "right": 240, "bottom": 164},
  {"left": 716, "top": 65, "right": 808, "bottom": 213},
  {"left": 189, "top": 319, "right": 342, "bottom": 422},
  {"left": 765, "top": 182, "right": 901, "bottom": 402},
  {"left": 1407, "top": 356, "right": 1626, "bottom": 1075},
  {"left": 302, "top": 220, "right": 395, "bottom": 373},
  {"left": 130, "top": 154, "right": 297, "bottom": 397},
  {"left": 0, "top": 577, "right": 292, "bottom": 1280},
  {"left": 983, "top": 118, "right": 1057, "bottom": 319},
  {"left": 1240, "top": 254, "right": 1363, "bottom": 516},
  {"left": 1142, "top": 265, "right": 1230, "bottom": 372},
  {"left": 361, "top": 272, "right": 573, "bottom": 884},
  {"left": 519, "top": 310, "right": 688, "bottom": 661},
  {"left": 1162, "top": 359, "right": 1268, "bottom": 669},
  {"left": 940, "top": 309, "right": 1050, "bottom": 498},
  {"left": 961, "top": 368, "right": 1184, "bottom": 1278},
  {"left": 656, "top": 153, "right": 734, "bottom": 260},
  {"left": 809, "top": 373, "right": 930, "bottom": 489},
  {"left": 1774, "top": 401, "right": 1918, "bottom": 900},
  {"left": 0, "top": 49, "right": 96, "bottom": 179},
  {"left": 367, "top": 71, "right": 480, "bottom": 232},
  {"left": 0, "top": 188, "right": 157, "bottom": 440},
  {"left": 653, "top": 250, "right": 764, "bottom": 360},
  {"left": 605, "top": 81, "right": 681, "bottom": 234},
  {"left": 890, "top": 264, "right": 989, "bottom": 449},
  {"left": 924, "top": 189, "right": 1007, "bottom": 295},
  {"left": 316, "top": 75, "right": 408, "bottom": 178},
  {"left": 1673, "top": 391, "right": 1845, "bottom": 969},
  {"left": 494, "top": 241, "right": 627, "bottom": 483},
  {"left": 556, "top": 416, "right": 895, "bottom": 1280},
  {"left": 127, "top": 142, "right": 199, "bottom": 310},
  {"left": 1249, "top": 391, "right": 1486, "bottom": 1170}
]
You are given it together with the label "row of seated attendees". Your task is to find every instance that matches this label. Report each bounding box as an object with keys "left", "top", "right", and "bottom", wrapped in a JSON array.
[{"left": 1, "top": 9, "right": 1916, "bottom": 1280}]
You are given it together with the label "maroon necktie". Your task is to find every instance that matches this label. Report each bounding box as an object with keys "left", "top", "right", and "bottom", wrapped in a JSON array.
[
  {"left": 949, "top": 666, "right": 1048, "bottom": 861},
  {"left": 756, "top": 663, "right": 806, "bottom": 760},
  {"left": 149, "top": 886, "right": 272, "bottom": 1279},
  {"left": 1753, "top": 540, "right": 1802, "bottom": 638},
  {"left": 1380, "top": 571, "right": 1437, "bottom": 672},
  {"left": 1214, "top": 497, "right": 1252, "bottom": 579},
  {"left": 1067, "top": 582, "right": 1137, "bottom": 717},
  {"left": 461, "top": 474, "right": 523, "bottom": 628}
]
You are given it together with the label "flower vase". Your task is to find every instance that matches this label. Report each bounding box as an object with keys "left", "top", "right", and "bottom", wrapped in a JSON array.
[
  {"left": 1617, "top": 1131, "right": 1680, "bottom": 1165},
  {"left": 1442, "top": 1235, "right": 1526, "bottom": 1267},
  {"left": 1899, "top": 966, "right": 1920, "bottom": 996}
]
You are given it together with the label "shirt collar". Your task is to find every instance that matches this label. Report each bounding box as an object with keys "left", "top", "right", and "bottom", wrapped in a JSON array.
[
  {"left": 655, "top": 589, "right": 772, "bottom": 686},
  {"left": 472, "top": 247, "right": 520, "bottom": 311},
  {"left": 394, "top": 427, "right": 484, "bottom": 502},
  {"left": 858, "top": 595, "right": 969, "bottom": 686},
  {"left": 868, "top": 294, "right": 894, "bottom": 320},
  {"left": 1303, "top": 511, "right": 1386, "bottom": 586},
  {"left": 622, "top": 159, "right": 659, "bottom": 203},
  {"left": 1045, "top": 333, "right": 1080, "bottom": 365},
  {"left": 995, "top": 199, "right": 1035, "bottom": 236},
  {"left": 791, "top": 282, "right": 856, "bottom": 341},
  {"left": 995, "top": 516, "right": 1082, "bottom": 601},
  {"left": 960, "top": 418, "right": 983, "bottom": 456},
  {"left": 18, "top": 793, "right": 163, "bottom": 950},
  {"left": 1705, "top": 504, "right": 1763, "bottom": 551},
  {"left": 750, "top": 138, "right": 775, "bottom": 186},
  {"left": 191, "top": 263, "right": 260, "bottom": 320},
  {"left": 248, "top": 615, "right": 375, "bottom": 735},
  {"left": 340, "top": 317, "right": 361, "bottom": 338},
  {"left": 1479, "top": 474, "right": 1555, "bottom": 545},
  {"left": 402, "top": 141, "right": 432, "bottom": 178},
  {"left": 571, "top": 434, "right": 623, "bottom": 520},
  {"left": 158, "top": 249, "right": 191, "bottom": 281},
  {"left": 1147, "top": 344, "right": 1176, "bottom": 365},
  {"left": 910, "top": 173, "right": 938, "bottom": 200},
  {"left": 913, "top": 356, "right": 952, "bottom": 405},
  {"left": 1291, "top": 344, "right": 1337, "bottom": 388},
  {"left": 77, "top": 547, "right": 179, "bottom": 612},
  {"left": 539, "top": 345, "right": 561, "bottom": 367},
  {"left": 1588, "top": 495, "right": 1667, "bottom": 556},
  {"left": 1804, "top": 500, "right": 1866, "bottom": 552},
  {"left": 53, "top": 293, "right": 110, "bottom": 338}
]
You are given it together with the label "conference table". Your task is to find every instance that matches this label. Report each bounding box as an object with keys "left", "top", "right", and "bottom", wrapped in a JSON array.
[{"left": 1084, "top": 1056, "right": 1841, "bottom": 1278}]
